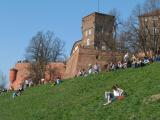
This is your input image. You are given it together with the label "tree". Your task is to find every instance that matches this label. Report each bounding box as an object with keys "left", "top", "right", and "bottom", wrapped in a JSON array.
[
  {"left": 109, "top": 8, "right": 127, "bottom": 52},
  {"left": 25, "top": 31, "right": 65, "bottom": 84},
  {"left": 0, "top": 71, "right": 6, "bottom": 89},
  {"left": 125, "top": 0, "right": 160, "bottom": 55},
  {"left": 143, "top": 0, "right": 160, "bottom": 12},
  {"left": 109, "top": 8, "right": 122, "bottom": 42}
]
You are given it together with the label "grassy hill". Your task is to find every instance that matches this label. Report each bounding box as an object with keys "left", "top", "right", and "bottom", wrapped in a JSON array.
[{"left": 0, "top": 63, "right": 160, "bottom": 120}]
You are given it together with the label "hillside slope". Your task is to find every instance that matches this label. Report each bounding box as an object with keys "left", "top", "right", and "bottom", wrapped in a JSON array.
[{"left": 0, "top": 63, "right": 160, "bottom": 120}]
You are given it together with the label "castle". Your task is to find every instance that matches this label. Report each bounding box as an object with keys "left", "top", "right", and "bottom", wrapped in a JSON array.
[{"left": 10, "top": 12, "right": 123, "bottom": 90}]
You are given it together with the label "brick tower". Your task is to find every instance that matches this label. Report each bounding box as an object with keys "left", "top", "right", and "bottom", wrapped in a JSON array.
[
  {"left": 81, "top": 12, "right": 115, "bottom": 50},
  {"left": 64, "top": 12, "right": 122, "bottom": 79}
]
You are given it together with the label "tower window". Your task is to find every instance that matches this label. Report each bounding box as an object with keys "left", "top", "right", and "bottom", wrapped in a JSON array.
[
  {"left": 87, "top": 38, "right": 90, "bottom": 46},
  {"left": 85, "top": 30, "right": 88, "bottom": 37},
  {"left": 89, "top": 29, "right": 92, "bottom": 35},
  {"left": 96, "top": 55, "right": 99, "bottom": 60},
  {"left": 144, "top": 18, "right": 148, "bottom": 22},
  {"left": 102, "top": 28, "right": 104, "bottom": 33}
]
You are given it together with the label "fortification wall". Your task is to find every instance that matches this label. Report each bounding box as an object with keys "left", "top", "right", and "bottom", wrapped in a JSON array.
[
  {"left": 65, "top": 47, "right": 123, "bottom": 79},
  {"left": 10, "top": 62, "right": 66, "bottom": 90},
  {"left": 10, "top": 63, "right": 30, "bottom": 90},
  {"left": 64, "top": 48, "right": 80, "bottom": 79},
  {"left": 45, "top": 62, "right": 66, "bottom": 81}
]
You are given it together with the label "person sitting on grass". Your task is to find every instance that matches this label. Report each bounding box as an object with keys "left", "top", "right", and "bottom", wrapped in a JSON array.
[
  {"left": 103, "top": 85, "right": 125, "bottom": 105},
  {"left": 93, "top": 63, "right": 100, "bottom": 73},
  {"left": 143, "top": 57, "right": 150, "bottom": 64},
  {"left": 88, "top": 64, "right": 93, "bottom": 74},
  {"left": 53, "top": 76, "right": 62, "bottom": 86},
  {"left": 115, "top": 84, "right": 127, "bottom": 96},
  {"left": 12, "top": 90, "right": 21, "bottom": 98}
]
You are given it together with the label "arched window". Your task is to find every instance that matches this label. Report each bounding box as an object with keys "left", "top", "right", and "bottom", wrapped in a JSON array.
[{"left": 87, "top": 38, "right": 90, "bottom": 46}]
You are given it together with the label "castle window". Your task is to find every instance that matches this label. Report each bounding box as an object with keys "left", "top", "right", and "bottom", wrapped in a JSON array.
[
  {"left": 85, "top": 30, "right": 88, "bottom": 37},
  {"left": 102, "top": 45, "right": 106, "bottom": 50},
  {"left": 89, "top": 29, "right": 92, "bottom": 35},
  {"left": 152, "top": 16, "right": 158, "bottom": 21},
  {"left": 96, "top": 55, "right": 99, "bottom": 60},
  {"left": 87, "top": 38, "right": 90, "bottom": 46},
  {"left": 144, "top": 18, "right": 148, "bottom": 22},
  {"left": 155, "top": 28, "right": 159, "bottom": 34},
  {"left": 102, "top": 28, "right": 104, "bottom": 34}
]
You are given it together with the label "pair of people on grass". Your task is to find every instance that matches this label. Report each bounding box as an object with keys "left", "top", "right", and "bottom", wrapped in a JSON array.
[
  {"left": 103, "top": 84, "right": 126, "bottom": 105},
  {"left": 53, "top": 76, "right": 62, "bottom": 86}
]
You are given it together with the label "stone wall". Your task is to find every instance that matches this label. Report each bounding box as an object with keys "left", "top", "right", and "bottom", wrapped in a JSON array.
[
  {"left": 45, "top": 62, "right": 66, "bottom": 81},
  {"left": 64, "top": 48, "right": 80, "bottom": 79},
  {"left": 10, "top": 63, "right": 30, "bottom": 90},
  {"left": 65, "top": 47, "right": 123, "bottom": 79},
  {"left": 10, "top": 62, "right": 66, "bottom": 90}
]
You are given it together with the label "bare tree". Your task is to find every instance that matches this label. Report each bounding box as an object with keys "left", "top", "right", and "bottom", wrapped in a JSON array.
[
  {"left": 109, "top": 8, "right": 127, "bottom": 53},
  {"left": 144, "top": 0, "right": 160, "bottom": 12},
  {"left": 0, "top": 71, "right": 6, "bottom": 89},
  {"left": 119, "top": 0, "right": 159, "bottom": 56},
  {"left": 25, "top": 31, "right": 65, "bottom": 84},
  {"left": 109, "top": 8, "right": 122, "bottom": 42}
]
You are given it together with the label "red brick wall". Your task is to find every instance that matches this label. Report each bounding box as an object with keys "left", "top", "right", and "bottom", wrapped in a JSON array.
[
  {"left": 10, "top": 63, "right": 30, "bottom": 90},
  {"left": 65, "top": 47, "right": 123, "bottom": 79},
  {"left": 64, "top": 48, "right": 80, "bottom": 79},
  {"left": 10, "top": 62, "right": 66, "bottom": 90},
  {"left": 45, "top": 62, "right": 66, "bottom": 81}
]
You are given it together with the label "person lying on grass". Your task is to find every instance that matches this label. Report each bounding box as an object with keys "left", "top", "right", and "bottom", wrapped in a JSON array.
[{"left": 103, "top": 85, "right": 125, "bottom": 105}]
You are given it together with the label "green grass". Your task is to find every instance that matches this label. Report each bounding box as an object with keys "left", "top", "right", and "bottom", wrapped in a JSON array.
[{"left": 1, "top": 63, "right": 160, "bottom": 120}]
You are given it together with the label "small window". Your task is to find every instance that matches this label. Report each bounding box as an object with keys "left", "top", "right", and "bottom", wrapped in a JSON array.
[
  {"left": 87, "top": 38, "right": 90, "bottom": 46},
  {"left": 153, "top": 16, "right": 158, "bottom": 21},
  {"left": 85, "top": 30, "right": 88, "bottom": 37},
  {"left": 96, "top": 55, "right": 99, "bottom": 59},
  {"left": 144, "top": 18, "right": 148, "bottom": 22},
  {"left": 102, "top": 45, "right": 106, "bottom": 50},
  {"left": 155, "top": 28, "right": 159, "bottom": 33},
  {"left": 102, "top": 28, "right": 104, "bottom": 33},
  {"left": 89, "top": 29, "right": 91, "bottom": 35}
]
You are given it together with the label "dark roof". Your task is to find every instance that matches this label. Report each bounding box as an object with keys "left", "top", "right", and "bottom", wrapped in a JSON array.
[
  {"left": 82, "top": 12, "right": 115, "bottom": 19},
  {"left": 139, "top": 9, "right": 160, "bottom": 17}
]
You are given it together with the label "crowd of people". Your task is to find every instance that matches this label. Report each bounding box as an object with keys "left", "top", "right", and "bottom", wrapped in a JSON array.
[
  {"left": 75, "top": 52, "right": 160, "bottom": 105},
  {"left": 77, "top": 63, "right": 100, "bottom": 77},
  {"left": 8, "top": 50, "right": 160, "bottom": 100},
  {"left": 76, "top": 52, "right": 155, "bottom": 78},
  {"left": 12, "top": 75, "right": 63, "bottom": 98}
]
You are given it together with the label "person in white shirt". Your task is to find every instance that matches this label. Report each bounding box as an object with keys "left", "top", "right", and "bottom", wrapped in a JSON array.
[
  {"left": 103, "top": 86, "right": 119, "bottom": 105},
  {"left": 115, "top": 84, "right": 124, "bottom": 96},
  {"left": 93, "top": 63, "right": 100, "bottom": 73},
  {"left": 88, "top": 64, "right": 93, "bottom": 74},
  {"left": 25, "top": 80, "right": 29, "bottom": 87},
  {"left": 103, "top": 85, "right": 125, "bottom": 105},
  {"left": 41, "top": 78, "right": 45, "bottom": 84},
  {"left": 124, "top": 52, "right": 129, "bottom": 62}
]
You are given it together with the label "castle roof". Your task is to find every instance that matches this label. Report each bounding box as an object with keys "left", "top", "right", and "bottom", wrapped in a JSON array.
[
  {"left": 82, "top": 12, "right": 115, "bottom": 20},
  {"left": 139, "top": 9, "right": 160, "bottom": 17}
]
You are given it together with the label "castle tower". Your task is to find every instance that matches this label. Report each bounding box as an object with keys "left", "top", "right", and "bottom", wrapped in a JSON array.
[{"left": 81, "top": 12, "right": 115, "bottom": 50}]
